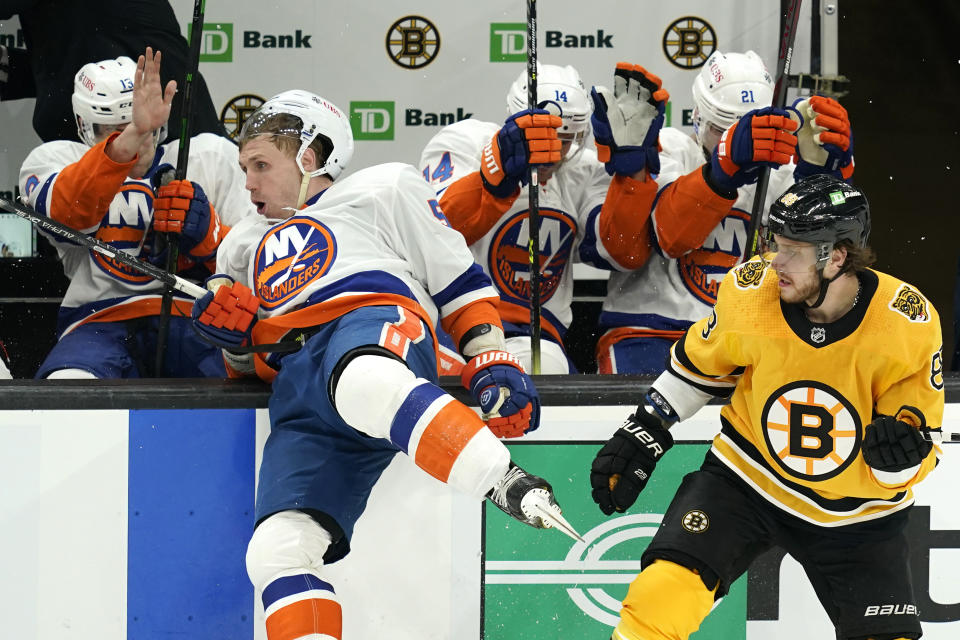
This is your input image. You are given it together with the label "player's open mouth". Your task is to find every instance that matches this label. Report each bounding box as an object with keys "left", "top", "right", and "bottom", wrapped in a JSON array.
[{"left": 254, "top": 200, "right": 266, "bottom": 214}]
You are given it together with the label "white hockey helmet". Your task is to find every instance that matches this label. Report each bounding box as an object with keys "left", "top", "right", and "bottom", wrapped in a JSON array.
[
  {"left": 691, "top": 50, "right": 774, "bottom": 152},
  {"left": 506, "top": 63, "right": 592, "bottom": 159},
  {"left": 238, "top": 89, "right": 354, "bottom": 180},
  {"left": 72, "top": 56, "right": 137, "bottom": 147}
]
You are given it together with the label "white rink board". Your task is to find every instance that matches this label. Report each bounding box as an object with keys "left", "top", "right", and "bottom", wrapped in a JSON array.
[{"left": 1, "top": 404, "right": 957, "bottom": 639}]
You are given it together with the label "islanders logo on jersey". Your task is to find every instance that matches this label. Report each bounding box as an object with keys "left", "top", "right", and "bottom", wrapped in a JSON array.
[
  {"left": 91, "top": 183, "right": 155, "bottom": 285},
  {"left": 889, "top": 284, "right": 929, "bottom": 323},
  {"left": 488, "top": 208, "right": 577, "bottom": 304},
  {"left": 677, "top": 208, "right": 751, "bottom": 303},
  {"left": 760, "top": 380, "right": 861, "bottom": 481},
  {"left": 254, "top": 216, "right": 337, "bottom": 310}
]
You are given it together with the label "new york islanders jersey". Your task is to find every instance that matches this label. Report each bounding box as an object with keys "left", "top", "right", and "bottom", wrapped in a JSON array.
[
  {"left": 20, "top": 133, "right": 254, "bottom": 335},
  {"left": 421, "top": 119, "right": 637, "bottom": 345},
  {"left": 216, "top": 162, "right": 499, "bottom": 379},
  {"left": 657, "top": 259, "right": 944, "bottom": 526},
  {"left": 600, "top": 127, "right": 795, "bottom": 338}
]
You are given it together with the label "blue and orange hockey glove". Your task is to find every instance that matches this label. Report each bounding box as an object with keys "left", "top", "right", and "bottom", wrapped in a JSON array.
[
  {"left": 191, "top": 275, "right": 259, "bottom": 348},
  {"left": 480, "top": 109, "right": 562, "bottom": 198},
  {"left": 706, "top": 106, "right": 798, "bottom": 194},
  {"left": 792, "top": 95, "right": 855, "bottom": 181},
  {"left": 154, "top": 180, "right": 230, "bottom": 261},
  {"left": 461, "top": 350, "right": 541, "bottom": 438},
  {"left": 590, "top": 62, "right": 669, "bottom": 176}
]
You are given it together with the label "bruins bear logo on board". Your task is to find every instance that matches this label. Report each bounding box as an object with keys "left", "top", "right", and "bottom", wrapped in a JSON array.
[
  {"left": 734, "top": 259, "right": 766, "bottom": 290},
  {"left": 890, "top": 284, "right": 929, "bottom": 322}
]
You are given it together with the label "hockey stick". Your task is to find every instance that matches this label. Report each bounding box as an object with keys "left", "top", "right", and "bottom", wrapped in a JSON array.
[
  {"left": 0, "top": 197, "right": 206, "bottom": 299},
  {"left": 526, "top": 0, "right": 542, "bottom": 375},
  {"left": 745, "top": 0, "right": 804, "bottom": 258},
  {"left": 922, "top": 430, "right": 960, "bottom": 444},
  {"left": 156, "top": 0, "right": 207, "bottom": 373},
  {"left": 0, "top": 195, "right": 308, "bottom": 356}
]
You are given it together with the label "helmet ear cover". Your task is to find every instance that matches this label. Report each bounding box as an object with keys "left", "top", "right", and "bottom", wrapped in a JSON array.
[{"left": 239, "top": 89, "right": 354, "bottom": 180}]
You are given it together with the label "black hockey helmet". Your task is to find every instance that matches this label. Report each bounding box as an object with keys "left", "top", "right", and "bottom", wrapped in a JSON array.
[{"left": 766, "top": 174, "right": 870, "bottom": 250}]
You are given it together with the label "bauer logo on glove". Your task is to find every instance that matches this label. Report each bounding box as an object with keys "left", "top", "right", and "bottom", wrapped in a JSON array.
[{"left": 461, "top": 350, "right": 541, "bottom": 439}]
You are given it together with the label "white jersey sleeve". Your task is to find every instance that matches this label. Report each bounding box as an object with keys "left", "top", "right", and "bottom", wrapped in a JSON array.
[{"left": 377, "top": 164, "right": 499, "bottom": 317}]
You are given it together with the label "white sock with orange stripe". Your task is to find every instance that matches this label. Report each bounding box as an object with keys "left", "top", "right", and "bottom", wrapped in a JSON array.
[
  {"left": 334, "top": 354, "right": 510, "bottom": 498},
  {"left": 247, "top": 511, "right": 342, "bottom": 640},
  {"left": 262, "top": 572, "right": 342, "bottom": 640}
]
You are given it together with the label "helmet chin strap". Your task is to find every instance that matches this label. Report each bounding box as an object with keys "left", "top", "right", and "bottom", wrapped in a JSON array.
[
  {"left": 802, "top": 268, "right": 840, "bottom": 310},
  {"left": 295, "top": 172, "right": 311, "bottom": 209}
]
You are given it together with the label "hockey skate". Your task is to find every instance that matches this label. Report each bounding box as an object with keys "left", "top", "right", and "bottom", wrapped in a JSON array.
[{"left": 487, "top": 462, "right": 584, "bottom": 542}]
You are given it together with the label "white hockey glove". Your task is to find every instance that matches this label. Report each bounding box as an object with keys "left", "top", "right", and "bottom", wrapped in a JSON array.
[
  {"left": 590, "top": 63, "right": 670, "bottom": 175},
  {"left": 791, "top": 95, "right": 854, "bottom": 180}
]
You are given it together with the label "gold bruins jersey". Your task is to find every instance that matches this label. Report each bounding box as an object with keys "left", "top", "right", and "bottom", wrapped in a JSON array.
[{"left": 657, "top": 258, "right": 944, "bottom": 527}]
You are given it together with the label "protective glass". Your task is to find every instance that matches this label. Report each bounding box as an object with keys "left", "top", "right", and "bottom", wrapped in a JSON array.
[
  {"left": 692, "top": 106, "right": 729, "bottom": 154},
  {"left": 760, "top": 234, "right": 820, "bottom": 274},
  {"left": 239, "top": 110, "right": 303, "bottom": 143}
]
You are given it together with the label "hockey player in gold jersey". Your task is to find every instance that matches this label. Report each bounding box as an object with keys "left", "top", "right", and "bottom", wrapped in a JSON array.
[{"left": 591, "top": 174, "right": 944, "bottom": 640}]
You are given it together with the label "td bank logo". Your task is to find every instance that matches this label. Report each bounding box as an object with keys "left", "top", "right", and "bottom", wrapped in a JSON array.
[
  {"left": 189, "top": 23, "right": 233, "bottom": 63},
  {"left": 490, "top": 23, "right": 527, "bottom": 62},
  {"left": 350, "top": 101, "right": 395, "bottom": 140}
]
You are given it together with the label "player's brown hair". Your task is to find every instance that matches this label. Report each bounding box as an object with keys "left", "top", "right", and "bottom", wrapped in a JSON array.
[{"left": 837, "top": 239, "right": 877, "bottom": 274}]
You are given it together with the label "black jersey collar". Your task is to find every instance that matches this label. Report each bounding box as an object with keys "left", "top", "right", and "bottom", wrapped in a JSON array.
[{"left": 780, "top": 270, "right": 878, "bottom": 348}]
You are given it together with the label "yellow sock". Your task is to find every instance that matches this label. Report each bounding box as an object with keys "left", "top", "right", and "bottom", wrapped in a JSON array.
[{"left": 614, "top": 560, "right": 717, "bottom": 640}]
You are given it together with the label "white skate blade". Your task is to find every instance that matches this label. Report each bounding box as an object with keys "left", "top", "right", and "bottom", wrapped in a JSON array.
[{"left": 529, "top": 498, "right": 585, "bottom": 543}]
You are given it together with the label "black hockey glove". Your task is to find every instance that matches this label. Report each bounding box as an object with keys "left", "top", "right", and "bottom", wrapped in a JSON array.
[
  {"left": 862, "top": 415, "right": 932, "bottom": 472},
  {"left": 591, "top": 407, "right": 674, "bottom": 515}
]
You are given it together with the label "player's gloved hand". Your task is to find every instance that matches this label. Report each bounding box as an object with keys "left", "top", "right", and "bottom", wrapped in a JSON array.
[
  {"left": 480, "top": 109, "right": 563, "bottom": 198},
  {"left": 590, "top": 62, "right": 670, "bottom": 176},
  {"left": 791, "top": 95, "right": 854, "bottom": 181},
  {"left": 862, "top": 415, "right": 932, "bottom": 472},
  {"left": 591, "top": 405, "right": 674, "bottom": 515},
  {"left": 461, "top": 350, "right": 541, "bottom": 438},
  {"left": 191, "top": 274, "right": 260, "bottom": 348},
  {"left": 705, "top": 106, "right": 798, "bottom": 194},
  {"left": 154, "top": 180, "right": 229, "bottom": 260}
]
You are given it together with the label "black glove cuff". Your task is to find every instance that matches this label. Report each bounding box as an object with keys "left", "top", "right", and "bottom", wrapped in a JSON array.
[
  {"left": 480, "top": 170, "right": 521, "bottom": 200},
  {"left": 701, "top": 163, "right": 739, "bottom": 199}
]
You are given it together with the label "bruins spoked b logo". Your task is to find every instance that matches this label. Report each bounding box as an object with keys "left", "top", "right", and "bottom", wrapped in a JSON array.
[
  {"left": 386, "top": 16, "right": 440, "bottom": 69},
  {"left": 220, "top": 94, "right": 266, "bottom": 141},
  {"left": 662, "top": 16, "right": 717, "bottom": 69},
  {"left": 682, "top": 510, "right": 709, "bottom": 533},
  {"left": 761, "top": 381, "right": 861, "bottom": 480}
]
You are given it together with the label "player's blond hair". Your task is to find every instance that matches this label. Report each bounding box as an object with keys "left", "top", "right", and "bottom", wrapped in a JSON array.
[{"left": 239, "top": 112, "right": 331, "bottom": 169}]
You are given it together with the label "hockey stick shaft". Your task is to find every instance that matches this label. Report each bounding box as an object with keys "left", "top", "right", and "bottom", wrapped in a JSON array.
[
  {"left": 922, "top": 430, "right": 960, "bottom": 444},
  {"left": 526, "top": 0, "right": 542, "bottom": 375},
  {"left": 0, "top": 197, "right": 206, "bottom": 299},
  {"left": 157, "top": 0, "right": 207, "bottom": 371},
  {"left": 745, "top": 0, "right": 804, "bottom": 258}
]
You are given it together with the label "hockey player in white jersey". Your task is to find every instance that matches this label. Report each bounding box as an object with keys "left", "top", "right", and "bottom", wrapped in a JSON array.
[
  {"left": 596, "top": 50, "right": 855, "bottom": 373},
  {"left": 19, "top": 48, "right": 254, "bottom": 378},
  {"left": 420, "top": 63, "right": 668, "bottom": 373},
  {"left": 190, "top": 90, "right": 578, "bottom": 640}
]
